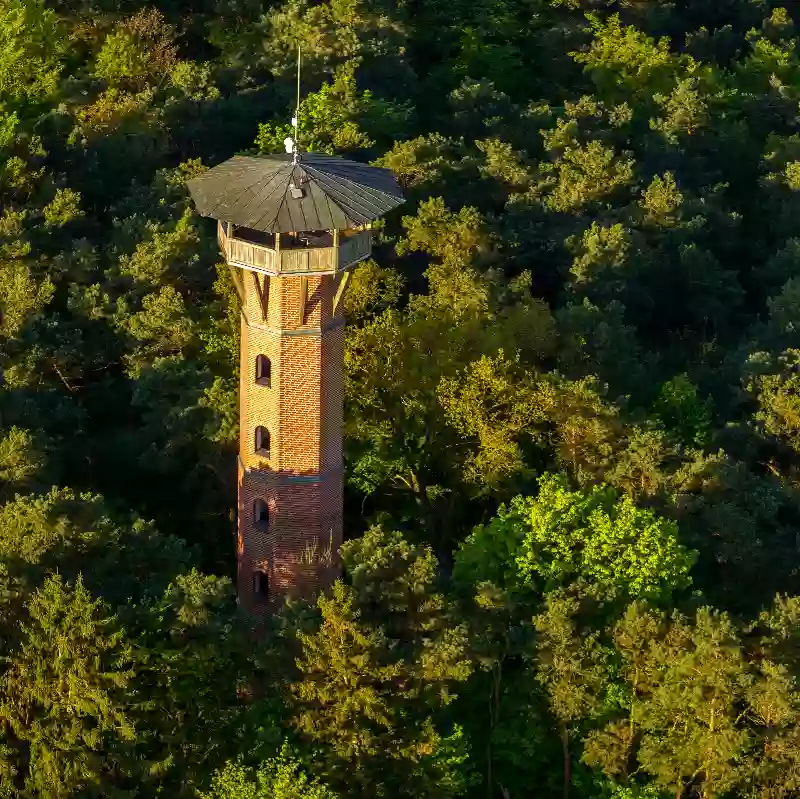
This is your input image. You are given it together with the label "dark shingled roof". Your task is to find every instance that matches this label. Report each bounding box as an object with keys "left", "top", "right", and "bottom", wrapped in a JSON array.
[{"left": 187, "top": 153, "right": 405, "bottom": 233}]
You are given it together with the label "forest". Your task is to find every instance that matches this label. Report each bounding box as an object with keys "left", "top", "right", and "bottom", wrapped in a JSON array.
[{"left": 7, "top": 0, "right": 800, "bottom": 796}]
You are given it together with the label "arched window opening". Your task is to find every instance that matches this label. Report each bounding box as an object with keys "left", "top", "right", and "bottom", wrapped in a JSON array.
[
  {"left": 253, "top": 570, "right": 269, "bottom": 600},
  {"left": 255, "top": 355, "right": 271, "bottom": 387},
  {"left": 255, "top": 426, "right": 270, "bottom": 456},
  {"left": 253, "top": 499, "right": 269, "bottom": 528}
]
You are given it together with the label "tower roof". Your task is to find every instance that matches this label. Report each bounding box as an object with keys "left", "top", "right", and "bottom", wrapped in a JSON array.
[{"left": 187, "top": 153, "right": 404, "bottom": 233}]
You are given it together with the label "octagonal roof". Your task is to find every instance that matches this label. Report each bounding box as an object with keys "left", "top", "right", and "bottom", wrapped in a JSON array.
[{"left": 187, "top": 153, "right": 404, "bottom": 234}]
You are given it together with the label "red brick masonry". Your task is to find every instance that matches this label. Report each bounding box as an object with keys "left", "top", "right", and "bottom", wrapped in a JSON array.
[{"left": 236, "top": 269, "right": 346, "bottom": 611}]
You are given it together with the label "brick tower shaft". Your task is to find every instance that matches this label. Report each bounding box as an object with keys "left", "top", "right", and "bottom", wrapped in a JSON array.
[{"left": 236, "top": 264, "right": 346, "bottom": 610}]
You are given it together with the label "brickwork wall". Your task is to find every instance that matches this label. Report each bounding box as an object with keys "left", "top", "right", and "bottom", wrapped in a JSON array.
[
  {"left": 236, "top": 261, "right": 346, "bottom": 611},
  {"left": 320, "top": 323, "right": 345, "bottom": 473},
  {"left": 237, "top": 469, "right": 342, "bottom": 611},
  {"left": 278, "top": 334, "right": 322, "bottom": 473},
  {"left": 239, "top": 322, "right": 282, "bottom": 470}
]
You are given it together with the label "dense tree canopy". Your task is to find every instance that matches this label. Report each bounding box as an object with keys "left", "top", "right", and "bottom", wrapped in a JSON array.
[{"left": 7, "top": 0, "right": 800, "bottom": 797}]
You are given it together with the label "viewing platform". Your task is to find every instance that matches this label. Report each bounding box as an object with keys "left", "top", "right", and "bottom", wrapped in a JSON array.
[{"left": 217, "top": 221, "right": 372, "bottom": 275}]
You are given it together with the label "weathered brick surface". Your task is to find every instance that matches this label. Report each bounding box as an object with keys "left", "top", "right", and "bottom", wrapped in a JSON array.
[
  {"left": 235, "top": 260, "right": 349, "bottom": 610},
  {"left": 237, "top": 469, "right": 342, "bottom": 611},
  {"left": 320, "top": 324, "right": 344, "bottom": 473}
]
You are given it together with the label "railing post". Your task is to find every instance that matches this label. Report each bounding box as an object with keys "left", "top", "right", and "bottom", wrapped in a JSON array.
[
  {"left": 218, "top": 221, "right": 228, "bottom": 260},
  {"left": 333, "top": 228, "right": 340, "bottom": 270}
]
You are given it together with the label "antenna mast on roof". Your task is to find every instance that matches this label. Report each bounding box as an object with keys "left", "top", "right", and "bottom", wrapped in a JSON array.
[{"left": 292, "top": 44, "right": 301, "bottom": 164}]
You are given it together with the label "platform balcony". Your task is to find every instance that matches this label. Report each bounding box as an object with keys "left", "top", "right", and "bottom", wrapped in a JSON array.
[{"left": 217, "top": 221, "right": 372, "bottom": 275}]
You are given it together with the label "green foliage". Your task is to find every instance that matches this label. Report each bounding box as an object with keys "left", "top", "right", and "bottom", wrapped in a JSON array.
[
  {"left": 517, "top": 475, "right": 693, "bottom": 601},
  {"left": 438, "top": 351, "right": 544, "bottom": 487},
  {"left": 652, "top": 374, "right": 712, "bottom": 447},
  {"left": 0, "top": 574, "right": 135, "bottom": 798},
  {"left": 0, "top": 426, "right": 41, "bottom": 488},
  {"left": 0, "top": 259, "right": 54, "bottom": 337},
  {"left": 255, "top": 62, "right": 411, "bottom": 154},
  {"left": 342, "top": 259, "right": 404, "bottom": 322},
  {"left": 544, "top": 140, "right": 635, "bottom": 214},
  {"left": 746, "top": 348, "right": 800, "bottom": 452},
  {"left": 43, "top": 188, "right": 83, "bottom": 228},
  {"left": 95, "top": 30, "right": 150, "bottom": 88},
  {"left": 169, "top": 61, "right": 220, "bottom": 101},
  {"left": 0, "top": 0, "right": 65, "bottom": 108},
  {"left": 93, "top": 9, "right": 178, "bottom": 92},
  {"left": 201, "top": 743, "right": 338, "bottom": 799},
  {"left": 456, "top": 473, "right": 694, "bottom": 603},
  {"left": 7, "top": 0, "right": 800, "bottom": 797},
  {"left": 291, "top": 529, "right": 472, "bottom": 798},
  {"left": 254, "top": 0, "right": 411, "bottom": 92}
]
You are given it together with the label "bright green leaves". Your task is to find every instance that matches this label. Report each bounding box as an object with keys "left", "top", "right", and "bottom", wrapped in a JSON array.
[
  {"left": 457, "top": 473, "right": 694, "bottom": 603},
  {"left": 95, "top": 30, "right": 152, "bottom": 89},
  {"left": 746, "top": 348, "right": 800, "bottom": 453},
  {"left": 542, "top": 140, "right": 635, "bottom": 214},
  {"left": 515, "top": 474, "right": 693, "bottom": 601},
  {"left": 43, "top": 188, "right": 83, "bottom": 229},
  {"left": 0, "top": 0, "right": 65, "bottom": 109},
  {"left": 398, "top": 197, "right": 489, "bottom": 270},
  {"left": 438, "top": 351, "right": 543, "bottom": 488},
  {"left": 255, "top": 63, "right": 373, "bottom": 154},
  {"left": 202, "top": 743, "right": 338, "bottom": 799},
  {"left": 573, "top": 13, "right": 696, "bottom": 103},
  {"left": 0, "top": 260, "right": 53, "bottom": 339}
]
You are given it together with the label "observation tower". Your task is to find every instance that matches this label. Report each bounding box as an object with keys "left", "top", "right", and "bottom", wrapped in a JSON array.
[{"left": 188, "top": 151, "right": 404, "bottom": 611}]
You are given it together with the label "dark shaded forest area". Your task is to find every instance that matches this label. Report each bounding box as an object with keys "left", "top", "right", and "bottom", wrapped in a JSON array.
[{"left": 6, "top": 0, "right": 800, "bottom": 796}]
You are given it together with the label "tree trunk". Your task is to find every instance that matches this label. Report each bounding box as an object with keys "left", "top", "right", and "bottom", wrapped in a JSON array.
[
  {"left": 560, "top": 723, "right": 571, "bottom": 799},
  {"left": 487, "top": 661, "right": 502, "bottom": 799}
]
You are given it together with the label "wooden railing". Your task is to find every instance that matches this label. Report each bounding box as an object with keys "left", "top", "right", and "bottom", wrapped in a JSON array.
[
  {"left": 218, "top": 222, "right": 371, "bottom": 273},
  {"left": 339, "top": 230, "right": 372, "bottom": 268},
  {"left": 228, "top": 237, "right": 278, "bottom": 271}
]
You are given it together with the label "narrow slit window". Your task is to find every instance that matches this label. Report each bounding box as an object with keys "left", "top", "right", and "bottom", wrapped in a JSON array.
[
  {"left": 253, "top": 570, "right": 269, "bottom": 600},
  {"left": 255, "top": 426, "right": 270, "bottom": 455},
  {"left": 253, "top": 499, "right": 269, "bottom": 527},
  {"left": 255, "top": 355, "right": 271, "bottom": 386}
]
